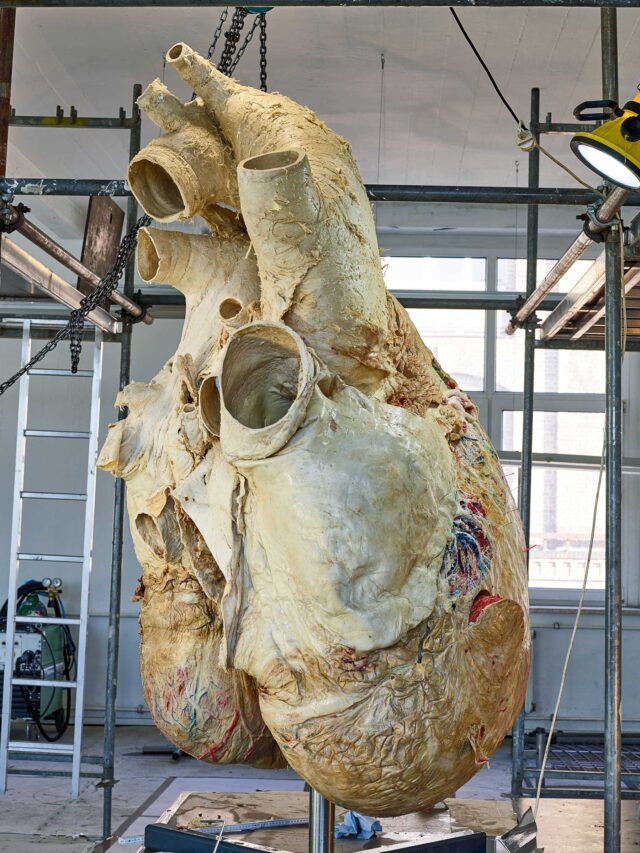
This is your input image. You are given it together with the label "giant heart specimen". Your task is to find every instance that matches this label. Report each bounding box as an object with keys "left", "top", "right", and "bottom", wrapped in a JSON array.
[{"left": 98, "top": 43, "right": 530, "bottom": 815}]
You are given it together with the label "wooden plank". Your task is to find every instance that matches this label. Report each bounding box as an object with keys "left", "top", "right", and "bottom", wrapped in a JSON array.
[
  {"left": 1, "top": 235, "right": 120, "bottom": 334},
  {"left": 77, "top": 195, "right": 124, "bottom": 296},
  {"left": 539, "top": 252, "right": 606, "bottom": 340},
  {"left": 572, "top": 267, "right": 640, "bottom": 339}
]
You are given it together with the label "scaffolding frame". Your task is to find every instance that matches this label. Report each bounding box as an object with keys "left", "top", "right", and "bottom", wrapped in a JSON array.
[{"left": 0, "top": 3, "right": 631, "bottom": 851}]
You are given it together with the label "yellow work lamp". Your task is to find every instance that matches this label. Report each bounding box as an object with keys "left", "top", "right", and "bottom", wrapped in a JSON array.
[{"left": 571, "top": 90, "right": 640, "bottom": 190}]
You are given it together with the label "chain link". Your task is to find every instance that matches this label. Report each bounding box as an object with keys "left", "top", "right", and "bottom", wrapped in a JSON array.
[
  {"left": 228, "top": 15, "right": 261, "bottom": 76},
  {"left": 199, "top": 7, "right": 268, "bottom": 89},
  {"left": 259, "top": 12, "right": 268, "bottom": 92},
  {"left": 1, "top": 6, "right": 269, "bottom": 398},
  {"left": 207, "top": 7, "right": 229, "bottom": 61},
  {"left": 217, "top": 8, "right": 248, "bottom": 74},
  {"left": 0, "top": 214, "right": 151, "bottom": 397}
]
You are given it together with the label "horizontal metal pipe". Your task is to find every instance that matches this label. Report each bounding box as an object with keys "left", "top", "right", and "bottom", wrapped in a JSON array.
[
  {"left": 499, "top": 450, "right": 640, "bottom": 474},
  {"left": 521, "top": 789, "right": 640, "bottom": 800},
  {"left": 536, "top": 337, "right": 640, "bottom": 351},
  {"left": 1, "top": 178, "right": 130, "bottom": 196},
  {"left": 4, "top": 178, "right": 640, "bottom": 206},
  {"left": 532, "top": 121, "right": 597, "bottom": 135},
  {"left": 0, "top": 0, "right": 637, "bottom": 6},
  {"left": 0, "top": 235, "right": 120, "bottom": 334},
  {"left": 506, "top": 186, "right": 629, "bottom": 333},
  {"left": 366, "top": 186, "right": 619, "bottom": 204},
  {"left": 138, "top": 289, "right": 566, "bottom": 312},
  {"left": 17, "top": 218, "right": 152, "bottom": 324},
  {"left": 10, "top": 115, "right": 133, "bottom": 129}
]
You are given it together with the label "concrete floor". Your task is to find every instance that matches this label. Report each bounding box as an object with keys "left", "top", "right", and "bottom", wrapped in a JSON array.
[{"left": 0, "top": 725, "right": 514, "bottom": 851}]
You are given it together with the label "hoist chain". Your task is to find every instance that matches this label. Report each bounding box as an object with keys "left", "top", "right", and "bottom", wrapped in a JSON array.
[
  {"left": 207, "top": 7, "right": 229, "bottom": 61},
  {"left": 201, "top": 6, "right": 268, "bottom": 90},
  {"left": 228, "top": 14, "right": 261, "bottom": 76},
  {"left": 259, "top": 12, "right": 268, "bottom": 92},
  {"left": 0, "top": 214, "right": 151, "bottom": 397},
  {"left": 217, "top": 8, "right": 248, "bottom": 74}
]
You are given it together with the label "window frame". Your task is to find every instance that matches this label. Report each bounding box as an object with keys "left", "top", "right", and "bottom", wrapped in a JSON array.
[{"left": 382, "top": 241, "right": 640, "bottom": 608}]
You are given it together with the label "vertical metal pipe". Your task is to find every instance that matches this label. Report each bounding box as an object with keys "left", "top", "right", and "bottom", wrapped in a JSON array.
[
  {"left": 0, "top": 7, "right": 16, "bottom": 271},
  {"left": 102, "top": 82, "right": 142, "bottom": 842},
  {"left": 601, "top": 9, "right": 622, "bottom": 852},
  {"left": 0, "top": 8, "right": 15, "bottom": 178},
  {"left": 309, "top": 789, "right": 335, "bottom": 853},
  {"left": 511, "top": 87, "right": 539, "bottom": 798},
  {"left": 604, "top": 226, "right": 622, "bottom": 853}
]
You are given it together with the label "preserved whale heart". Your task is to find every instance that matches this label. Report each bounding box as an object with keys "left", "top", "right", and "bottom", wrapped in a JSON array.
[{"left": 98, "top": 44, "right": 530, "bottom": 816}]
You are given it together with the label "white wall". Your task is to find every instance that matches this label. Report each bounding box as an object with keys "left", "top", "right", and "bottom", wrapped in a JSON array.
[{"left": 0, "top": 316, "right": 182, "bottom": 724}]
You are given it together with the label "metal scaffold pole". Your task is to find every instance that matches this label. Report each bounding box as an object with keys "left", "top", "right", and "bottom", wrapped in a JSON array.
[
  {"left": 309, "top": 790, "right": 335, "bottom": 853},
  {"left": 0, "top": 6, "right": 16, "bottom": 271},
  {"left": 601, "top": 8, "right": 623, "bottom": 852},
  {"left": 101, "top": 81, "right": 142, "bottom": 842},
  {"left": 511, "top": 86, "right": 539, "bottom": 799}
]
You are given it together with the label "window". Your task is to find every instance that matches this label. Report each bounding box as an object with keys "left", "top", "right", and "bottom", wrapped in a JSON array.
[
  {"left": 382, "top": 257, "right": 486, "bottom": 291},
  {"left": 407, "top": 308, "right": 485, "bottom": 392},
  {"left": 495, "top": 258, "right": 605, "bottom": 393},
  {"left": 384, "top": 252, "right": 619, "bottom": 597},
  {"left": 528, "top": 467, "right": 605, "bottom": 590},
  {"left": 502, "top": 411, "right": 605, "bottom": 456},
  {"left": 383, "top": 258, "right": 487, "bottom": 392}
]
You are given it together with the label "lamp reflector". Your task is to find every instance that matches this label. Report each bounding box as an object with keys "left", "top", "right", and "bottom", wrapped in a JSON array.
[
  {"left": 571, "top": 90, "right": 640, "bottom": 190},
  {"left": 573, "top": 141, "right": 640, "bottom": 190}
]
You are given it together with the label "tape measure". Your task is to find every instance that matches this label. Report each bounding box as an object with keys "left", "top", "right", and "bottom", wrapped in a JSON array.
[{"left": 118, "top": 816, "right": 309, "bottom": 846}]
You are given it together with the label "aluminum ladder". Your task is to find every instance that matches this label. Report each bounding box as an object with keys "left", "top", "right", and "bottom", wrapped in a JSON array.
[{"left": 0, "top": 319, "right": 103, "bottom": 797}]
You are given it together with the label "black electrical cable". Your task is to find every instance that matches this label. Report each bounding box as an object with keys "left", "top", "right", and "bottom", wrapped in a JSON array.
[
  {"left": 2, "top": 582, "right": 75, "bottom": 741},
  {"left": 449, "top": 8, "right": 526, "bottom": 130},
  {"left": 16, "top": 626, "right": 72, "bottom": 742}
]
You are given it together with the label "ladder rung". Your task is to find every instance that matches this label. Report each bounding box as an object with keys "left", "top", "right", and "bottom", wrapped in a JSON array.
[
  {"left": 18, "top": 553, "right": 83, "bottom": 563},
  {"left": 24, "top": 430, "right": 90, "bottom": 439},
  {"left": 28, "top": 368, "right": 93, "bottom": 377},
  {"left": 15, "top": 615, "right": 80, "bottom": 626},
  {"left": 9, "top": 741, "right": 74, "bottom": 755},
  {"left": 21, "top": 491, "right": 87, "bottom": 501},
  {"left": 11, "top": 677, "right": 77, "bottom": 689}
]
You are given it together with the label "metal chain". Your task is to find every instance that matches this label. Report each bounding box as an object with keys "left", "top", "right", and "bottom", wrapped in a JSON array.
[
  {"left": 217, "top": 8, "right": 248, "bottom": 74},
  {"left": 191, "top": 7, "right": 229, "bottom": 100},
  {"left": 207, "top": 7, "right": 229, "bottom": 61},
  {"left": 228, "top": 15, "right": 261, "bottom": 76},
  {"left": 199, "top": 7, "right": 268, "bottom": 89},
  {"left": 0, "top": 214, "right": 151, "bottom": 397},
  {"left": 259, "top": 12, "right": 268, "bottom": 92}
]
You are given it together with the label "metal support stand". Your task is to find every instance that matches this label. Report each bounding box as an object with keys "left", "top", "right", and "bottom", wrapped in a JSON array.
[
  {"left": 101, "top": 81, "right": 142, "bottom": 841},
  {"left": 601, "top": 8, "right": 623, "bottom": 853},
  {"left": 308, "top": 790, "right": 335, "bottom": 853},
  {"left": 511, "top": 86, "right": 539, "bottom": 799},
  {"left": 143, "top": 787, "right": 486, "bottom": 852}
]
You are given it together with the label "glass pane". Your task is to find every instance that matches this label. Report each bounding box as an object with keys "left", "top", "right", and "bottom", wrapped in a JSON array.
[
  {"left": 408, "top": 308, "right": 485, "bottom": 392},
  {"left": 497, "top": 257, "right": 594, "bottom": 294},
  {"left": 383, "top": 257, "right": 486, "bottom": 291},
  {"left": 501, "top": 463, "right": 519, "bottom": 504},
  {"left": 502, "top": 411, "right": 605, "bottom": 456},
  {"left": 495, "top": 313, "right": 605, "bottom": 393},
  {"left": 529, "top": 467, "right": 605, "bottom": 589},
  {"left": 500, "top": 463, "right": 605, "bottom": 589}
]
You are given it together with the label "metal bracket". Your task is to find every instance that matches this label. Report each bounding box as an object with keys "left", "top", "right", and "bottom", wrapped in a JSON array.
[
  {"left": 0, "top": 201, "right": 30, "bottom": 234},
  {"left": 95, "top": 776, "right": 119, "bottom": 789},
  {"left": 508, "top": 296, "right": 540, "bottom": 329},
  {"left": 580, "top": 197, "right": 621, "bottom": 243}
]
